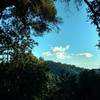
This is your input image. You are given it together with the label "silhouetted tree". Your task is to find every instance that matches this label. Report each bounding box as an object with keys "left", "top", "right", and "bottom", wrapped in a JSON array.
[
  {"left": 49, "top": 72, "right": 79, "bottom": 100},
  {"left": 0, "top": 0, "right": 61, "bottom": 62},
  {"left": 0, "top": 53, "right": 48, "bottom": 100},
  {"left": 79, "top": 69, "right": 100, "bottom": 100}
]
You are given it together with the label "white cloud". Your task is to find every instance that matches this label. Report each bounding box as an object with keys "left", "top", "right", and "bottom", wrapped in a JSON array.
[
  {"left": 66, "top": 45, "right": 70, "bottom": 50},
  {"left": 78, "top": 52, "right": 93, "bottom": 58},
  {"left": 42, "top": 45, "right": 94, "bottom": 62},
  {"left": 42, "top": 51, "right": 52, "bottom": 57},
  {"left": 71, "top": 52, "right": 93, "bottom": 58},
  {"left": 66, "top": 55, "right": 72, "bottom": 59},
  {"left": 56, "top": 52, "right": 66, "bottom": 60},
  {"left": 42, "top": 45, "right": 71, "bottom": 60},
  {"left": 52, "top": 46, "right": 66, "bottom": 53}
]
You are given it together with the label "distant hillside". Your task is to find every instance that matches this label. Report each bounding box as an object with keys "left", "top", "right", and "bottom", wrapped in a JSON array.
[
  {"left": 46, "top": 61, "right": 100, "bottom": 100},
  {"left": 46, "top": 61, "right": 84, "bottom": 76},
  {"left": 46, "top": 60, "right": 100, "bottom": 76}
]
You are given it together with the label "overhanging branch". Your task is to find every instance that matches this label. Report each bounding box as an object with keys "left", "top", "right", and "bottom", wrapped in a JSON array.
[{"left": 84, "top": 0, "right": 100, "bottom": 16}]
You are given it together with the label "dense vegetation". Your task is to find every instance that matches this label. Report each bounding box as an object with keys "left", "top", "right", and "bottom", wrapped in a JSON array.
[
  {"left": 0, "top": 53, "right": 48, "bottom": 100},
  {"left": 46, "top": 61, "right": 100, "bottom": 100},
  {"left": 1, "top": 58, "right": 100, "bottom": 100},
  {"left": 0, "top": 0, "right": 100, "bottom": 100}
]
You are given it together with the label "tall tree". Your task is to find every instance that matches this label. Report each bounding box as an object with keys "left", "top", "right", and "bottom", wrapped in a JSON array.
[
  {"left": 0, "top": 0, "right": 61, "bottom": 62},
  {"left": 0, "top": 53, "right": 49, "bottom": 100}
]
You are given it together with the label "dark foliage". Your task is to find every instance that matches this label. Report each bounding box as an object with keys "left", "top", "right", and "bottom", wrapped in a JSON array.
[
  {"left": 0, "top": 54, "right": 48, "bottom": 100},
  {"left": 0, "top": 0, "right": 61, "bottom": 62},
  {"left": 46, "top": 61, "right": 100, "bottom": 100},
  {"left": 0, "top": 58, "right": 100, "bottom": 100},
  {"left": 46, "top": 61, "right": 82, "bottom": 75},
  {"left": 0, "top": 1, "right": 100, "bottom": 100},
  {"left": 79, "top": 69, "right": 100, "bottom": 100}
]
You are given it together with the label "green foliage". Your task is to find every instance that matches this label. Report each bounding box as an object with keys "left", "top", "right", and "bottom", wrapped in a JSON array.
[
  {"left": 0, "top": 1, "right": 100, "bottom": 99},
  {"left": 1, "top": 57, "right": 100, "bottom": 100},
  {"left": 48, "top": 73, "right": 79, "bottom": 100},
  {"left": 46, "top": 61, "right": 82, "bottom": 75},
  {"left": 0, "top": 0, "right": 61, "bottom": 62},
  {"left": 0, "top": 0, "right": 57, "bottom": 22},
  {"left": 0, "top": 53, "right": 48, "bottom": 100},
  {"left": 45, "top": 61, "right": 100, "bottom": 100},
  {"left": 79, "top": 69, "right": 100, "bottom": 100}
]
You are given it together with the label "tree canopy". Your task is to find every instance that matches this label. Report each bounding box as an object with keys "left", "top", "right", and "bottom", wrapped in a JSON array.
[
  {"left": 1, "top": 1, "right": 100, "bottom": 100},
  {"left": 0, "top": 0, "right": 61, "bottom": 62},
  {"left": 0, "top": 53, "right": 49, "bottom": 100},
  {"left": 0, "top": 0, "right": 100, "bottom": 62}
]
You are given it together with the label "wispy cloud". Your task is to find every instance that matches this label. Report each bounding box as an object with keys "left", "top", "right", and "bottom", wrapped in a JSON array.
[
  {"left": 42, "top": 45, "right": 71, "bottom": 60},
  {"left": 78, "top": 52, "right": 93, "bottom": 58},
  {"left": 42, "top": 45, "right": 94, "bottom": 62},
  {"left": 42, "top": 51, "right": 52, "bottom": 57},
  {"left": 72, "top": 52, "right": 94, "bottom": 58}
]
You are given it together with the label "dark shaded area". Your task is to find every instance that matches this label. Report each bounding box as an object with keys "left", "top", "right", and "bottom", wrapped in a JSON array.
[
  {"left": 46, "top": 61, "right": 100, "bottom": 100},
  {"left": 0, "top": 54, "right": 48, "bottom": 100},
  {"left": 0, "top": 0, "right": 60, "bottom": 63},
  {"left": 1, "top": 59, "right": 100, "bottom": 100},
  {"left": 0, "top": 0, "right": 100, "bottom": 100}
]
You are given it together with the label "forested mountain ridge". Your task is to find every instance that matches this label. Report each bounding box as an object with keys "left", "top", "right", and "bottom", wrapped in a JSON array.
[
  {"left": 0, "top": 54, "right": 100, "bottom": 100},
  {"left": 46, "top": 60, "right": 83, "bottom": 75},
  {"left": 46, "top": 60, "right": 100, "bottom": 100},
  {"left": 46, "top": 60, "right": 100, "bottom": 75}
]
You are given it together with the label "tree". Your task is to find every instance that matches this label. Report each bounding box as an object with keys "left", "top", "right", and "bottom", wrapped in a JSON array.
[
  {"left": 49, "top": 72, "right": 79, "bottom": 100},
  {"left": 0, "top": 0, "right": 61, "bottom": 62},
  {"left": 0, "top": 53, "right": 49, "bottom": 100},
  {"left": 57, "top": 0, "right": 100, "bottom": 47},
  {"left": 0, "top": 1, "right": 61, "bottom": 99},
  {"left": 78, "top": 69, "right": 100, "bottom": 100}
]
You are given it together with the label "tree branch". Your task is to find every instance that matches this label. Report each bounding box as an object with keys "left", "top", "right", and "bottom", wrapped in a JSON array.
[{"left": 84, "top": 0, "right": 100, "bottom": 16}]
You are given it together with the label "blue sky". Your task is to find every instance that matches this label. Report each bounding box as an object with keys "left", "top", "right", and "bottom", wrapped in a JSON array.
[{"left": 32, "top": 1, "right": 100, "bottom": 69}]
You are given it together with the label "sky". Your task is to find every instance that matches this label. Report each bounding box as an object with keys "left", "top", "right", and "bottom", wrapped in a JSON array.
[{"left": 32, "top": 1, "right": 100, "bottom": 69}]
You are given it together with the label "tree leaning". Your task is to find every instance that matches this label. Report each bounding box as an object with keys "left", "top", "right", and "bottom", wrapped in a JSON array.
[{"left": 0, "top": 0, "right": 60, "bottom": 62}]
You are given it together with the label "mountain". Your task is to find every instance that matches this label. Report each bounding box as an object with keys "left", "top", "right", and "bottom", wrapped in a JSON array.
[{"left": 46, "top": 61, "right": 84, "bottom": 76}]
